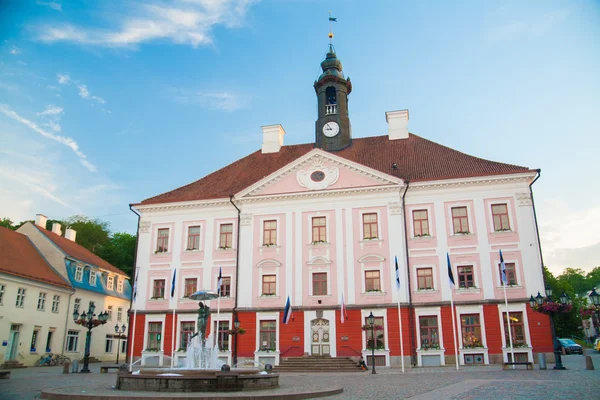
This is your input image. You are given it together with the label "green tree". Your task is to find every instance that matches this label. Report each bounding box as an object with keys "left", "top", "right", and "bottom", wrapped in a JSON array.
[
  {"left": 0, "top": 217, "right": 16, "bottom": 230},
  {"left": 63, "top": 215, "right": 111, "bottom": 253},
  {"left": 96, "top": 232, "right": 136, "bottom": 277},
  {"left": 585, "top": 267, "right": 600, "bottom": 290},
  {"left": 543, "top": 267, "right": 585, "bottom": 338},
  {"left": 557, "top": 268, "right": 588, "bottom": 295}
]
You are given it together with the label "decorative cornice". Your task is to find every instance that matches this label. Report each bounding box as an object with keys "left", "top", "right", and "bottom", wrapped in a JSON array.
[{"left": 409, "top": 174, "right": 533, "bottom": 191}]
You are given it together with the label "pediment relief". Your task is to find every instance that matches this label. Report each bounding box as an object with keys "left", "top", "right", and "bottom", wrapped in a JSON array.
[
  {"left": 307, "top": 256, "right": 333, "bottom": 265},
  {"left": 256, "top": 258, "right": 282, "bottom": 268},
  {"left": 358, "top": 254, "right": 386, "bottom": 263}
]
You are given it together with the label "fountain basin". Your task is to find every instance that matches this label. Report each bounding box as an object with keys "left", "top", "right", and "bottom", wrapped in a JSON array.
[{"left": 116, "top": 369, "right": 279, "bottom": 392}]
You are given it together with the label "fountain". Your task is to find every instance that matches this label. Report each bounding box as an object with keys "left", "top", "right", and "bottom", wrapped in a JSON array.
[{"left": 117, "top": 290, "right": 279, "bottom": 392}]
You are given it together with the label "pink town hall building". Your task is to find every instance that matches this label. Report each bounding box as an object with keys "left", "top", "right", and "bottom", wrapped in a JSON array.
[{"left": 128, "top": 47, "right": 553, "bottom": 368}]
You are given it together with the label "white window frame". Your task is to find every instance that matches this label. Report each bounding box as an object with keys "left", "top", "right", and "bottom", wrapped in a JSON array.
[
  {"left": 175, "top": 314, "right": 198, "bottom": 351},
  {"left": 447, "top": 203, "right": 474, "bottom": 236},
  {"left": 257, "top": 259, "right": 281, "bottom": 298},
  {"left": 414, "top": 307, "right": 445, "bottom": 366},
  {"left": 254, "top": 312, "right": 281, "bottom": 366},
  {"left": 415, "top": 266, "right": 437, "bottom": 291},
  {"left": 0, "top": 283, "right": 5, "bottom": 305},
  {"left": 456, "top": 304, "right": 489, "bottom": 365},
  {"left": 358, "top": 254, "right": 385, "bottom": 294},
  {"left": 307, "top": 212, "right": 330, "bottom": 244},
  {"left": 151, "top": 278, "right": 167, "bottom": 300},
  {"left": 496, "top": 303, "right": 533, "bottom": 363},
  {"left": 117, "top": 278, "right": 124, "bottom": 293},
  {"left": 489, "top": 201, "right": 515, "bottom": 233},
  {"left": 52, "top": 295, "right": 60, "bottom": 313},
  {"left": 259, "top": 216, "right": 280, "bottom": 247},
  {"left": 16, "top": 287, "right": 26, "bottom": 308},
  {"left": 37, "top": 292, "right": 46, "bottom": 311},
  {"left": 154, "top": 226, "right": 171, "bottom": 254},
  {"left": 216, "top": 221, "right": 236, "bottom": 250},
  {"left": 184, "top": 222, "right": 203, "bottom": 252},
  {"left": 117, "top": 307, "right": 123, "bottom": 322},
  {"left": 359, "top": 308, "right": 390, "bottom": 366},
  {"left": 105, "top": 334, "right": 114, "bottom": 353},
  {"left": 107, "top": 305, "right": 113, "bottom": 321},
  {"left": 66, "top": 330, "right": 79, "bottom": 352},
  {"left": 107, "top": 275, "right": 114, "bottom": 290},
  {"left": 143, "top": 315, "right": 166, "bottom": 353},
  {"left": 75, "top": 266, "right": 83, "bottom": 282},
  {"left": 358, "top": 209, "right": 382, "bottom": 241},
  {"left": 89, "top": 270, "right": 97, "bottom": 286},
  {"left": 496, "top": 258, "right": 521, "bottom": 288},
  {"left": 455, "top": 262, "right": 481, "bottom": 292},
  {"left": 409, "top": 204, "right": 435, "bottom": 238},
  {"left": 73, "top": 298, "right": 81, "bottom": 313}
]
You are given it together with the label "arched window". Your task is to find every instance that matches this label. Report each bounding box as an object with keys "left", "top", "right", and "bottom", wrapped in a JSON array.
[{"left": 326, "top": 87, "right": 336, "bottom": 105}]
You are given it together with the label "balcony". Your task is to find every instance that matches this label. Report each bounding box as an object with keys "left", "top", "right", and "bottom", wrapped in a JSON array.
[{"left": 325, "top": 104, "right": 337, "bottom": 115}]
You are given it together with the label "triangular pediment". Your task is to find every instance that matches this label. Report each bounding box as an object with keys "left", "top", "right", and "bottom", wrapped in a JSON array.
[{"left": 237, "top": 149, "right": 403, "bottom": 198}]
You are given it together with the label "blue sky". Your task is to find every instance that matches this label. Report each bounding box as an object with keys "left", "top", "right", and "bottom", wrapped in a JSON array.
[{"left": 1, "top": 0, "right": 599, "bottom": 274}]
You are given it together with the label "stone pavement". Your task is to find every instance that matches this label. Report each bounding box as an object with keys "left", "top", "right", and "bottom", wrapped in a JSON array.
[{"left": 1, "top": 352, "right": 599, "bottom": 400}]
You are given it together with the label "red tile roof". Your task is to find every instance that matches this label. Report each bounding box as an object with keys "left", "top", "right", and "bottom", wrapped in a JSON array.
[
  {"left": 139, "top": 134, "right": 533, "bottom": 205},
  {"left": 32, "top": 225, "right": 128, "bottom": 277},
  {"left": 0, "top": 227, "right": 71, "bottom": 289}
]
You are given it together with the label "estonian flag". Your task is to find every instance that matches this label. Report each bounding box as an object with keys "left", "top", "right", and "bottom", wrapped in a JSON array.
[
  {"left": 500, "top": 250, "right": 507, "bottom": 285},
  {"left": 395, "top": 256, "right": 401, "bottom": 290},
  {"left": 329, "top": 16, "right": 337, "bottom": 22},
  {"left": 171, "top": 268, "right": 177, "bottom": 298},
  {"left": 340, "top": 293, "right": 346, "bottom": 324},
  {"left": 133, "top": 272, "right": 138, "bottom": 301},
  {"left": 217, "top": 267, "right": 223, "bottom": 296},
  {"left": 283, "top": 296, "right": 293, "bottom": 324},
  {"left": 447, "top": 253, "right": 455, "bottom": 288}
]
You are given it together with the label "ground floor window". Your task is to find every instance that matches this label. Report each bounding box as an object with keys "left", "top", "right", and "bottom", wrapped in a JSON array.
[
  {"left": 503, "top": 312, "right": 526, "bottom": 347},
  {"left": 461, "top": 314, "right": 482, "bottom": 348},
  {"left": 259, "top": 320, "right": 276, "bottom": 351},
  {"left": 180, "top": 322, "right": 195, "bottom": 351},
  {"left": 66, "top": 330, "right": 79, "bottom": 352},
  {"left": 147, "top": 322, "right": 162, "bottom": 351},
  {"left": 364, "top": 316, "right": 385, "bottom": 349},
  {"left": 105, "top": 335, "right": 114, "bottom": 353},
  {"left": 419, "top": 316, "right": 439, "bottom": 349},
  {"left": 214, "top": 321, "right": 230, "bottom": 351}
]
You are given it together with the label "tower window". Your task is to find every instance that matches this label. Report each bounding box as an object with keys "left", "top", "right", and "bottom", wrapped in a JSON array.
[{"left": 326, "top": 87, "right": 337, "bottom": 104}]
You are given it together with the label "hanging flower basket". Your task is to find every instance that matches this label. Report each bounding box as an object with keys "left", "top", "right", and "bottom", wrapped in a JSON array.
[
  {"left": 226, "top": 328, "right": 246, "bottom": 335},
  {"left": 533, "top": 302, "right": 572, "bottom": 315},
  {"left": 361, "top": 324, "right": 383, "bottom": 331},
  {"left": 580, "top": 305, "right": 600, "bottom": 317}
]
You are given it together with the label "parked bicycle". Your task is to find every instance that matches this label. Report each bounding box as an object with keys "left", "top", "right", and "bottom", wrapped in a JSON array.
[{"left": 34, "top": 353, "right": 71, "bottom": 367}]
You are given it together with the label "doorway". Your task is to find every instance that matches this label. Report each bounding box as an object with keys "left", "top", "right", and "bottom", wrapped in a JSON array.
[
  {"left": 5, "top": 324, "right": 20, "bottom": 361},
  {"left": 310, "top": 318, "right": 330, "bottom": 356}
]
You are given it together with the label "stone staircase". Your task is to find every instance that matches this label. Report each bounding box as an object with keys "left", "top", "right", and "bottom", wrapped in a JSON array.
[
  {"left": 273, "top": 356, "right": 363, "bottom": 372},
  {"left": 0, "top": 360, "right": 26, "bottom": 369}
]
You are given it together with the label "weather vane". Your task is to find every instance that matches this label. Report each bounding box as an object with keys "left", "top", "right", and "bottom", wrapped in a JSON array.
[{"left": 328, "top": 11, "right": 337, "bottom": 48}]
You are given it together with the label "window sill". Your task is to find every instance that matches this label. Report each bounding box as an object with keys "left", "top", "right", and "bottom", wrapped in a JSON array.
[
  {"left": 259, "top": 295, "right": 279, "bottom": 299},
  {"left": 359, "top": 238, "right": 382, "bottom": 243},
  {"left": 495, "top": 285, "right": 522, "bottom": 290},
  {"left": 254, "top": 350, "right": 279, "bottom": 355},
  {"left": 452, "top": 233, "right": 474, "bottom": 237},
  {"left": 415, "top": 289, "right": 439, "bottom": 293},
  {"left": 260, "top": 245, "right": 280, "bottom": 249},
  {"left": 153, "top": 252, "right": 171, "bottom": 255},
  {"left": 362, "top": 291, "right": 386, "bottom": 296},
  {"left": 455, "top": 288, "right": 481, "bottom": 294},
  {"left": 491, "top": 230, "right": 513, "bottom": 234},
  {"left": 149, "top": 298, "right": 167, "bottom": 301},
  {"left": 411, "top": 236, "right": 434, "bottom": 240},
  {"left": 184, "top": 249, "right": 202, "bottom": 253},
  {"left": 309, "top": 294, "right": 332, "bottom": 298},
  {"left": 216, "top": 248, "right": 235, "bottom": 252},
  {"left": 309, "top": 242, "right": 329, "bottom": 246},
  {"left": 417, "top": 348, "right": 444, "bottom": 352}
]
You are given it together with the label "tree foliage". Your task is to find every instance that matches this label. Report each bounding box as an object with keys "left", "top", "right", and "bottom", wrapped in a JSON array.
[
  {"left": 0, "top": 218, "right": 16, "bottom": 230},
  {"left": 96, "top": 232, "right": 136, "bottom": 277}
]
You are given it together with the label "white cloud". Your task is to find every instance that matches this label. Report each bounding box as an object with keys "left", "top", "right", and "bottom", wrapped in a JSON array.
[
  {"left": 487, "top": 9, "right": 570, "bottom": 41},
  {"left": 10, "top": 46, "right": 21, "bottom": 55},
  {"left": 170, "top": 87, "right": 245, "bottom": 111},
  {"left": 38, "top": 104, "right": 63, "bottom": 117},
  {"left": 36, "top": 0, "right": 257, "bottom": 48},
  {"left": 77, "top": 84, "right": 105, "bottom": 104},
  {"left": 37, "top": 1, "right": 62, "bottom": 12},
  {"left": 0, "top": 104, "right": 96, "bottom": 172},
  {"left": 57, "top": 73, "right": 70, "bottom": 84},
  {"left": 56, "top": 73, "right": 106, "bottom": 104}
]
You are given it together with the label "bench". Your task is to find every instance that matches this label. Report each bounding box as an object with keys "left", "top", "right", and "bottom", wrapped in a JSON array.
[
  {"left": 0, "top": 370, "right": 11, "bottom": 379},
  {"left": 503, "top": 362, "right": 533, "bottom": 370},
  {"left": 100, "top": 365, "right": 122, "bottom": 373}
]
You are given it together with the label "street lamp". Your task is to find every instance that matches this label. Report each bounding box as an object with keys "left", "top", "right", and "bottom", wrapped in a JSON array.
[
  {"left": 73, "top": 303, "right": 109, "bottom": 373},
  {"left": 233, "top": 315, "right": 241, "bottom": 367},
  {"left": 367, "top": 312, "right": 376, "bottom": 375},
  {"left": 588, "top": 289, "right": 600, "bottom": 332},
  {"left": 114, "top": 324, "right": 127, "bottom": 364},
  {"left": 529, "top": 290, "right": 569, "bottom": 370}
]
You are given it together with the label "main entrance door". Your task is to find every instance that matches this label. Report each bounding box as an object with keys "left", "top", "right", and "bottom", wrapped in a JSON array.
[
  {"left": 5, "top": 324, "right": 20, "bottom": 361},
  {"left": 311, "top": 318, "right": 330, "bottom": 356}
]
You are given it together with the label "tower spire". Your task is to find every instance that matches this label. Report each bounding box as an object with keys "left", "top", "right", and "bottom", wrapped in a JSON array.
[{"left": 328, "top": 12, "right": 337, "bottom": 48}]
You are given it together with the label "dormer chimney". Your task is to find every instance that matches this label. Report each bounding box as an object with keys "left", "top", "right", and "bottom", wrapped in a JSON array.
[
  {"left": 52, "top": 222, "right": 62, "bottom": 236},
  {"left": 35, "top": 214, "right": 47, "bottom": 228},
  {"left": 65, "top": 228, "right": 77, "bottom": 242},
  {"left": 261, "top": 124, "right": 286, "bottom": 154},
  {"left": 386, "top": 109, "right": 409, "bottom": 140}
]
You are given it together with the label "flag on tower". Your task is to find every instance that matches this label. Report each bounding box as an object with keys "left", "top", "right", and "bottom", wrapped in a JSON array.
[
  {"left": 340, "top": 293, "right": 346, "bottom": 324},
  {"left": 283, "top": 296, "right": 293, "bottom": 324},
  {"left": 447, "top": 253, "right": 455, "bottom": 288},
  {"left": 500, "top": 250, "right": 507, "bottom": 285},
  {"left": 329, "top": 16, "right": 337, "bottom": 22},
  {"left": 171, "top": 269, "right": 177, "bottom": 298},
  {"left": 395, "top": 256, "right": 401, "bottom": 290},
  {"left": 217, "top": 267, "right": 223, "bottom": 296}
]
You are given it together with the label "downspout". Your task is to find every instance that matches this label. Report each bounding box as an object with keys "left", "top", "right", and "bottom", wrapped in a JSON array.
[
  {"left": 400, "top": 181, "right": 417, "bottom": 366},
  {"left": 229, "top": 195, "right": 242, "bottom": 366},
  {"left": 528, "top": 169, "right": 544, "bottom": 282},
  {"left": 60, "top": 292, "right": 74, "bottom": 356},
  {"left": 126, "top": 204, "right": 141, "bottom": 363}
]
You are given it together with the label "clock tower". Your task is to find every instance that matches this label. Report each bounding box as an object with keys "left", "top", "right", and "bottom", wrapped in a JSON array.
[{"left": 314, "top": 46, "right": 352, "bottom": 151}]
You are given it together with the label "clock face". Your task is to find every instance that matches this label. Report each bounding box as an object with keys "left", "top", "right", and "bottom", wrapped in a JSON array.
[{"left": 322, "top": 121, "right": 340, "bottom": 137}]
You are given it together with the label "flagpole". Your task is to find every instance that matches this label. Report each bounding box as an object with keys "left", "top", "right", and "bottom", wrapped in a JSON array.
[
  {"left": 170, "top": 273, "right": 177, "bottom": 368},
  {"left": 397, "top": 299, "right": 405, "bottom": 373},
  {"left": 503, "top": 277, "right": 515, "bottom": 368},
  {"left": 450, "top": 296, "right": 459, "bottom": 371}
]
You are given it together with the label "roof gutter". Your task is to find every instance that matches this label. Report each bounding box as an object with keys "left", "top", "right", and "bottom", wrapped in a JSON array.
[
  {"left": 400, "top": 181, "right": 417, "bottom": 366},
  {"left": 229, "top": 194, "right": 242, "bottom": 366},
  {"left": 126, "top": 204, "right": 142, "bottom": 364},
  {"left": 528, "top": 169, "right": 546, "bottom": 285}
]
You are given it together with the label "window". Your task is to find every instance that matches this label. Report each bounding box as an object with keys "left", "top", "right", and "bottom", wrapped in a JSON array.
[
  {"left": 156, "top": 228, "right": 169, "bottom": 253},
  {"left": 419, "top": 316, "right": 439, "bottom": 349},
  {"left": 312, "top": 273, "right": 328, "bottom": 296},
  {"left": 75, "top": 266, "right": 83, "bottom": 281},
  {"left": 457, "top": 266, "right": 475, "bottom": 288},
  {"left": 88, "top": 300, "right": 95, "bottom": 311},
  {"left": 492, "top": 204, "right": 510, "bottom": 231},
  {"left": 503, "top": 312, "right": 526, "bottom": 347},
  {"left": 499, "top": 262, "right": 517, "bottom": 286},
  {"left": 117, "top": 278, "right": 123, "bottom": 293},
  {"left": 417, "top": 268, "right": 434, "bottom": 290},
  {"left": 105, "top": 335, "right": 114, "bottom": 353},
  {"left": 107, "top": 276, "right": 114, "bottom": 290},
  {"left": 152, "top": 280, "right": 166, "bottom": 299},
  {"left": 312, "top": 217, "right": 326, "bottom": 243},
  {"left": 219, "top": 224, "right": 233, "bottom": 249},
  {"left": 121, "top": 339, "right": 127, "bottom": 354},
  {"left": 187, "top": 226, "right": 201, "bottom": 250},
  {"left": 262, "top": 275, "right": 276, "bottom": 295},
  {"left": 117, "top": 307, "right": 123, "bottom": 322},
  {"left": 214, "top": 321, "right": 230, "bottom": 351},
  {"left": 0, "top": 284, "right": 5, "bottom": 304},
  {"left": 365, "top": 270, "right": 381, "bottom": 292},
  {"left": 263, "top": 220, "right": 277, "bottom": 245},
  {"left": 107, "top": 305, "right": 113, "bottom": 320},
  {"left": 31, "top": 329, "right": 39, "bottom": 352},
  {"left": 37, "top": 292, "right": 46, "bottom": 311},
  {"left": 89, "top": 271, "right": 97, "bottom": 286},
  {"left": 183, "top": 278, "right": 197, "bottom": 298},
  {"left": 362, "top": 213, "right": 378, "bottom": 239},
  {"left": 259, "top": 320, "right": 276, "bottom": 351},
  {"left": 147, "top": 322, "right": 162, "bottom": 350},
  {"left": 66, "top": 330, "right": 79, "bottom": 352},
  {"left": 180, "top": 322, "right": 195, "bottom": 350},
  {"left": 413, "top": 210, "right": 430, "bottom": 237},
  {"left": 52, "top": 295, "right": 60, "bottom": 313},
  {"left": 45, "top": 330, "right": 54, "bottom": 353},
  {"left": 365, "top": 316, "right": 385, "bottom": 349},
  {"left": 451, "top": 206, "right": 469, "bottom": 234},
  {"left": 461, "top": 314, "right": 482, "bottom": 348},
  {"left": 16, "top": 288, "right": 26, "bottom": 307},
  {"left": 73, "top": 298, "right": 81, "bottom": 313},
  {"left": 220, "top": 277, "right": 231, "bottom": 297}
]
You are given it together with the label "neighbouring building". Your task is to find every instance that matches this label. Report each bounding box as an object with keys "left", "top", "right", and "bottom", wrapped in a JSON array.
[
  {"left": 129, "top": 46, "right": 553, "bottom": 368},
  {"left": 14, "top": 215, "right": 132, "bottom": 365}
]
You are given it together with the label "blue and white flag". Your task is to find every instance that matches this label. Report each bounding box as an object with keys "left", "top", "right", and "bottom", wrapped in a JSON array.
[
  {"left": 171, "top": 269, "right": 177, "bottom": 298},
  {"left": 395, "top": 256, "right": 401, "bottom": 290},
  {"left": 217, "top": 267, "right": 223, "bottom": 296},
  {"left": 283, "top": 296, "right": 293, "bottom": 324},
  {"left": 447, "top": 253, "right": 455, "bottom": 288},
  {"left": 500, "top": 250, "right": 507, "bottom": 285},
  {"left": 132, "top": 272, "right": 138, "bottom": 301}
]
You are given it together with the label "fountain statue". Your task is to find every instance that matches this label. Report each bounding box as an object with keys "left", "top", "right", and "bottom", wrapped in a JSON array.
[{"left": 183, "top": 301, "right": 222, "bottom": 369}]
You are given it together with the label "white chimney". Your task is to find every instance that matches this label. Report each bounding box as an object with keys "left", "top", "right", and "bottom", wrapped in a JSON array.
[
  {"left": 65, "top": 228, "right": 77, "bottom": 242},
  {"left": 261, "top": 124, "right": 286, "bottom": 154},
  {"left": 35, "top": 214, "right": 48, "bottom": 228},
  {"left": 386, "top": 109, "right": 409, "bottom": 140},
  {"left": 52, "top": 222, "right": 62, "bottom": 236}
]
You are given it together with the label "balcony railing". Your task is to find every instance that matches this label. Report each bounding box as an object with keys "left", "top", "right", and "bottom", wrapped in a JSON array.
[{"left": 325, "top": 104, "right": 338, "bottom": 115}]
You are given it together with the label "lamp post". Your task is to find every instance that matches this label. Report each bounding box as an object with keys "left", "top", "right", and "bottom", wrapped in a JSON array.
[
  {"left": 114, "top": 324, "right": 127, "bottom": 364},
  {"left": 529, "top": 286, "right": 571, "bottom": 370},
  {"left": 233, "top": 315, "right": 241, "bottom": 367},
  {"left": 367, "top": 312, "right": 376, "bottom": 375},
  {"left": 588, "top": 289, "right": 600, "bottom": 334},
  {"left": 72, "top": 302, "right": 109, "bottom": 373}
]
